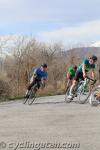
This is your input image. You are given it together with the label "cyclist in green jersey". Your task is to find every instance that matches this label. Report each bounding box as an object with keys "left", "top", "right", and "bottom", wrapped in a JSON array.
[{"left": 66, "top": 66, "right": 77, "bottom": 91}]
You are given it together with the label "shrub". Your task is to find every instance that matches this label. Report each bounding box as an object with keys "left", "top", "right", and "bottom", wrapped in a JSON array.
[{"left": 0, "top": 80, "right": 11, "bottom": 99}]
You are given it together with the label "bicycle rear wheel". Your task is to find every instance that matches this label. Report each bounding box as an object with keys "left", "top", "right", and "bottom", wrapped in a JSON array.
[
  {"left": 23, "top": 98, "right": 28, "bottom": 104},
  {"left": 23, "top": 90, "right": 30, "bottom": 104},
  {"left": 89, "top": 86, "right": 100, "bottom": 106},
  {"left": 78, "top": 84, "right": 90, "bottom": 104}
]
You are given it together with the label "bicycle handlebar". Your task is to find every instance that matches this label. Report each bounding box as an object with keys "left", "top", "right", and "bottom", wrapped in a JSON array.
[{"left": 85, "top": 76, "right": 96, "bottom": 85}]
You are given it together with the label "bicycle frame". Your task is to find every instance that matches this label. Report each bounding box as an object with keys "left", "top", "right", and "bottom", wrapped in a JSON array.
[{"left": 75, "top": 78, "right": 89, "bottom": 95}]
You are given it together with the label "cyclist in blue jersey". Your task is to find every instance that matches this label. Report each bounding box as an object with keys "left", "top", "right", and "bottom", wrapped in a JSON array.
[
  {"left": 25, "top": 63, "right": 48, "bottom": 97},
  {"left": 68, "top": 55, "right": 98, "bottom": 99}
]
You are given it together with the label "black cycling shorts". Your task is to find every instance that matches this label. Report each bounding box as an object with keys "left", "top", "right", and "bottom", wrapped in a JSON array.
[
  {"left": 74, "top": 71, "right": 84, "bottom": 82},
  {"left": 69, "top": 74, "right": 74, "bottom": 80},
  {"left": 28, "top": 79, "right": 41, "bottom": 90}
]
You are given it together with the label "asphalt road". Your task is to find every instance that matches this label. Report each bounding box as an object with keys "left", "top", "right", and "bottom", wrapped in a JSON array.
[{"left": 0, "top": 95, "right": 100, "bottom": 150}]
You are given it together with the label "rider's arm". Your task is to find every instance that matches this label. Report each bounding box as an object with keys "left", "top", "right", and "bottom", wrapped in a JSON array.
[
  {"left": 82, "top": 59, "right": 89, "bottom": 78},
  {"left": 91, "top": 63, "right": 96, "bottom": 80},
  {"left": 42, "top": 73, "right": 48, "bottom": 87},
  {"left": 43, "top": 75, "right": 48, "bottom": 83},
  {"left": 91, "top": 69, "right": 96, "bottom": 80}
]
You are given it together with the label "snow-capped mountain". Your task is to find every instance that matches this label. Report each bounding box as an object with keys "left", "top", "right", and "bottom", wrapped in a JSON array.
[{"left": 91, "top": 41, "right": 100, "bottom": 47}]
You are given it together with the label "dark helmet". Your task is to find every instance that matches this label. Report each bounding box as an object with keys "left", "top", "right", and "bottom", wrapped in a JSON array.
[
  {"left": 90, "top": 55, "right": 98, "bottom": 61},
  {"left": 74, "top": 65, "right": 77, "bottom": 70},
  {"left": 41, "top": 63, "right": 47, "bottom": 68}
]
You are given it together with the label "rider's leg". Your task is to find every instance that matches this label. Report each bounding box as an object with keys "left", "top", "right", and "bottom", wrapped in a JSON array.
[
  {"left": 28, "top": 80, "right": 36, "bottom": 90},
  {"left": 66, "top": 75, "right": 73, "bottom": 92},
  {"left": 69, "top": 80, "right": 77, "bottom": 96},
  {"left": 66, "top": 79, "right": 71, "bottom": 92},
  {"left": 25, "top": 80, "right": 36, "bottom": 97},
  {"left": 68, "top": 71, "right": 80, "bottom": 99}
]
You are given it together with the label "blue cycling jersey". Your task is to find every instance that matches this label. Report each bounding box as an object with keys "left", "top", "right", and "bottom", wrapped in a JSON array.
[
  {"left": 32, "top": 67, "right": 48, "bottom": 81},
  {"left": 77, "top": 59, "right": 95, "bottom": 73}
]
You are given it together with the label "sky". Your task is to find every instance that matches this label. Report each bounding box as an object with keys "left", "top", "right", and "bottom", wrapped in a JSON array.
[{"left": 0, "top": 0, "right": 100, "bottom": 45}]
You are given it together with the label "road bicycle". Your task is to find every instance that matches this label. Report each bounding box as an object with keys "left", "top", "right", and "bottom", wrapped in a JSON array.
[
  {"left": 65, "top": 76, "right": 96, "bottom": 104},
  {"left": 23, "top": 81, "right": 43, "bottom": 105}
]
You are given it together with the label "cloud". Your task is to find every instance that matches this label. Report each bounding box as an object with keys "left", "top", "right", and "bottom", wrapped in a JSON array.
[
  {"left": 0, "top": 0, "right": 100, "bottom": 44},
  {"left": 0, "top": 0, "right": 65, "bottom": 23},
  {"left": 37, "top": 20, "right": 100, "bottom": 45},
  {"left": 0, "top": 0, "right": 100, "bottom": 24}
]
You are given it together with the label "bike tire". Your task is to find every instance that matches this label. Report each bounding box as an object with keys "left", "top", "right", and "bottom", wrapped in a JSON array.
[
  {"left": 78, "top": 84, "right": 90, "bottom": 104},
  {"left": 89, "top": 86, "right": 100, "bottom": 107},
  {"left": 23, "top": 97, "right": 28, "bottom": 104},
  {"left": 23, "top": 90, "right": 30, "bottom": 104},
  {"left": 28, "top": 88, "right": 37, "bottom": 105}
]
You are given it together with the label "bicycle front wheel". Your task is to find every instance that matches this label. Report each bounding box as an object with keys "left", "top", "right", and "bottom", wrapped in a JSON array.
[
  {"left": 78, "top": 84, "right": 90, "bottom": 104},
  {"left": 28, "top": 90, "right": 37, "bottom": 105},
  {"left": 89, "top": 86, "right": 100, "bottom": 106}
]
